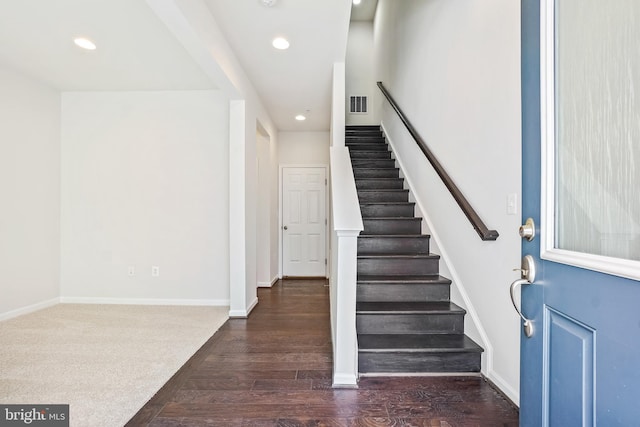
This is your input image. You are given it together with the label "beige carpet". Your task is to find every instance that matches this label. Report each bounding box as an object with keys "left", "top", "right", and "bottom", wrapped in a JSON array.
[{"left": 0, "top": 304, "right": 228, "bottom": 426}]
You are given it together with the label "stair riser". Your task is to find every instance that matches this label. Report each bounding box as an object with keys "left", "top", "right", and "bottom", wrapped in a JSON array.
[
  {"left": 356, "top": 313, "right": 464, "bottom": 334},
  {"left": 358, "top": 191, "right": 409, "bottom": 203},
  {"left": 346, "top": 136, "right": 385, "bottom": 142},
  {"left": 358, "top": 257, "right": 439, "bottom": 276},
  {"left": 350, "top": 151, "right": 391, "bottom": 159},
  {"left": 358, "top": 236, "right": 430, "bottom": 255},
  {"left": 347, "top": 144, "right": 389, "bottom": 151},
  {"left": 347, "top": 125, "right": 380, "bottom": 130},
  {"left": 346, "top": 130, "right": 382, "bottom": 136},
  {"left": 353, "top": 169, "right": 399, "bottom": 179},
  {"left": 356, "top": 180, "right": 404, "bottom": 190},
  {"left": 352, "top": 159, "right": 397, "bottom": 168},
  {"left": 357, "top": 284, "right": 450, "bottom": 302},
  {"left": 358, "top": 352, "right": 481, "bottom": 373},
  {"left": 360, "top": 204, "right": 414, "bottom": 218},
  {"left": 363, "top": 219, "right": 420, "bottom": 234}
]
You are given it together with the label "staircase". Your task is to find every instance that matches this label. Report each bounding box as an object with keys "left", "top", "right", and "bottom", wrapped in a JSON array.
[{"left": 346, "top": 125, "right": 483, "bottom": 374}]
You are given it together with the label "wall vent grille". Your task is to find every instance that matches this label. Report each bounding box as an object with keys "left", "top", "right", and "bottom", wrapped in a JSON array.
[{"left": 349, "top": 95, "right": 368, "bottom": 114}]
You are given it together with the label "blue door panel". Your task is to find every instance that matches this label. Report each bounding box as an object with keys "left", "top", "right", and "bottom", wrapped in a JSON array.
[
  {"left": 545, "top": 307, "right": 595, "bottom": 427},
  {"left": 521, "top": 0, "right": 640, "bottom": 425}
]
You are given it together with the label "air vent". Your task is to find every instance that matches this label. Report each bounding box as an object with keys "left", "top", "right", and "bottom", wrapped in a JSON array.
[{"left": 349, "top": 95, "right": 368, "bottom": 114}]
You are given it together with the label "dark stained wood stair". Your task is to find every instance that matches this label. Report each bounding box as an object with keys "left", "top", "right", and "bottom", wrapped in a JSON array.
[{"left": 346, "top": 125, "right": 483, "bottom": 375}]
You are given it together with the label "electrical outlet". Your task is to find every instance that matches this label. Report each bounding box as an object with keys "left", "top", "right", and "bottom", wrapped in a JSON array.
[
  {"left": 128, "top": 266, "right": 135, "bottom": 277},
  {"left": 151, "top": 266, "right": 160, "bottom": 277}
]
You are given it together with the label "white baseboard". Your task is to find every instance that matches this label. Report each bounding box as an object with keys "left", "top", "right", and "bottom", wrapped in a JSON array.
[
  {"left": 228, "top": 296, "right": 259, "bottom": 318},
  {"left": 0, "top": 298, "right": 60, "bottom": 322},
  {"left": 258, "top": 276, "right": 279, "bottom": 288},
  {"left": 59, "top": 297, "right": 230, "bottom": 306},
  {"left": 332, "top": 373, "right": 358, "bottom": 387},
  {"left": 486, "top": 369, "right": 520, "bottom": 407}
]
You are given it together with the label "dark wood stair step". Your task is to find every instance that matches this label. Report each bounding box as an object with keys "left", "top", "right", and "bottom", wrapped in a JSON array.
[
  {"left": 347, "top": 143, "right": 389, "bottom": 151},
  {"left": 356, "top": 301, "right": 465, "bottom": 315},
  {"left": 358, "top": 334, "right": 483, "bottom": 353},
  {"left": 362, "top": 217, "right": 420, "bottom": 234},
  {"left": 358, "top": 234, "right": 430, "bottom": 255},
  {"left": 353, "top": 168, "right": 399, "bottom": 179},
  {"left": 360, "top": 202, "right": 415, "bottom": 218},
  {"left": 358, "top": 334, "right": 483, "bottom": 373},
  {"left": 356, "top": 178, "right": 404, "bottom": 190},
  {"left": 346, "top": 125, "right": 380, "bottom": 131},
  {"left": 358, "top": 190, "right": 409, "bottom": 203},
  {"left": 346, "top": 135, "right": 386, "bottom": 142},
  {"left": 357, "top": 274, "right": 451, "bottom": 284},
  {"left": 356, "top": 301, "right": 466, "bottom": 335},
  {"left": 357, "top": 254, "right": 440, "bottom": 276},
  {"left": 350, "top": 150, "right": 391, "bottom": 160},
  {"left": 351, "top": 159, "right": 396, "bottom": 168},
  {"left": 345, "top": 130, "right": 382, "bottom": 137},
  {"left": 357, "top": 274, "right": 451, "bottom": 302}
]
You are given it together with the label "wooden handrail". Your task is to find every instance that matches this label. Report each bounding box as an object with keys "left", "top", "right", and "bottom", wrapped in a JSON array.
[{"left": 377, "top": 82, "right": 499, "bottom": 241}]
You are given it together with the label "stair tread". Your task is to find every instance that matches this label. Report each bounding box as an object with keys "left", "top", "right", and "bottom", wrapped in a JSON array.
[
  {"left": 358, "top": 188, "right": 406, "bottom": 191},
  {"left": 358, "top": 234, "right": 427, "bottom": 238},
  {"left": 358, "top": 334, "right": 484, "bottom": 353},
  {"left": 357, "top": 254, "right": 438, "bottom": 259},
  {"left": 360, "top": 201, "right": 414, "bottom": 205},
  {"left": 362, "top": 217, "right": 420, "bottom": 220},
  {"left": 357, "top": 274, "right": 451, "bottom": 284},
  {"left": 356, "top": 301, "right": 465, "bottom": 314}
]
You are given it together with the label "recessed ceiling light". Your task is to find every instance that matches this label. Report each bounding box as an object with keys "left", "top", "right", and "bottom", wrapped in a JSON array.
[
  {"left": 353, "top": 0, "right": 362, "bottom": 5},
  {"left": 295, "top": 115, "right": 306, "bottom": 121},
  {"left": 73, "top": 37, "right": 96, "bottom": 50},
  {"left": 260, "top": 0, "right": 277, "bottom": 6},
  {"left": 272, "top": 37, "right": 290, "bottom": 50}
]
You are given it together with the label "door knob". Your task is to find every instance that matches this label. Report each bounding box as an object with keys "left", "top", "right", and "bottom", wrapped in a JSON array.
[
  {"left": 519, "top": 217, "right": 535, "bottom": 241},
  {"left": 283, "top": 225, "right": 288, "bottom": 230},
  {"left": 510, "top": 255, "right": 536, "bottom": 338}
]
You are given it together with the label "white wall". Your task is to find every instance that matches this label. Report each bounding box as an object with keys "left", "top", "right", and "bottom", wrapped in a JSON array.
[
  {"left": 256, "top": 129, "right": 274, "bottom": 287},
  {"left": 269, "top": 125, "right": 280, "bottom": 282},
  {"left": 346, "top": 21, "right": 377, "bottom": 125},
  {"left": 374, "top": 0, "right": 522, "bottom": 403},
  {"left": 278, "top": 131, "right": 330, "bottom": 165},
  {"left": 60, "top": 90, "right": 230, "bottom": 304},
  {"left": 147, "top": 0, "right": 279, "bottom": 317},
  {"left": 0, "top": 65, "right": 61, "bottom": 319}
]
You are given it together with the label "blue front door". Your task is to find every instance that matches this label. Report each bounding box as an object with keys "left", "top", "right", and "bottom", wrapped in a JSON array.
[{"left": 521, "top": 0, "right": 640, "bottom": 425}]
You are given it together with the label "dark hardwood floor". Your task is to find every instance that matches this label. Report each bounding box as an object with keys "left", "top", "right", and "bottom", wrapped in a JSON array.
[{"left": 127, "top": 279, "right": 518, "bottom": 426}]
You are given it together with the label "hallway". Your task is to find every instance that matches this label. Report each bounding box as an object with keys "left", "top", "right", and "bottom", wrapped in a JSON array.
[{"left": 128, "top": 279, "right": 518, "bottom": 426}]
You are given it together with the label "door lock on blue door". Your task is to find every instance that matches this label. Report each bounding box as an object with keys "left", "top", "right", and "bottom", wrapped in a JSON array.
[
  {"left": 510, "top": 254, "right": 536, "bottom": 338},
  {"left": 519, "top": 217, "right": 535, "bottom": 241}
]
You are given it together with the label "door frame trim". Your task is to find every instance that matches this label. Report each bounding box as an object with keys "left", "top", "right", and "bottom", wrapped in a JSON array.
[
  {"left": 279, "top": 164, "right": 329, "bottom": 279},
  {"left": 539, "top": 0, "right": 640, "bottom": 282}
]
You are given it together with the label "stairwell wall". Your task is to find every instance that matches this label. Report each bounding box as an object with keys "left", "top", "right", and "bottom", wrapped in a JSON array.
[
  {"left": 373, "top": 0, "right": 522, "bottom": 403},
  {"left": 346, "top": 22, "right": 377, "bottom": 126}
]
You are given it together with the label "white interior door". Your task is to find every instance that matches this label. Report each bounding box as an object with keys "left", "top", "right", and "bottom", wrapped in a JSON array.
[{"left": 282, "top": 167, "right": 326, "bottom": 277}]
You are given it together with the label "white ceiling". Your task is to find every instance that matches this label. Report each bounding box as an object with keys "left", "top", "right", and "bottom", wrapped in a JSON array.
[
  {"left": 0, "top": 0, "right": 214, "bottom": 91},
  {"left": 203, "top": 0, "right": 353, "bottom": 131},
  {"left": 351, "top": 0, "right": 378, "bottom": 21},
  {"left": 0, "top": 0, "right": 376, "bottom": 131}
]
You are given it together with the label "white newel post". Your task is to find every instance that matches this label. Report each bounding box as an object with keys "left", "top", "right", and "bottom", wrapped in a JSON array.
[
  {"left": 329, "top": 146, "right": 362, "bottom": 387},
  {"left": 332, "top": 228, "right": 360, "bottom": 386}
]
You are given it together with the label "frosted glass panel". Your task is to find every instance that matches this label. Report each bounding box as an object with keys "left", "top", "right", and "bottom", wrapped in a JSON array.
[{"left": 554, "top": 0, "right": 640, "bottom": 261}]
